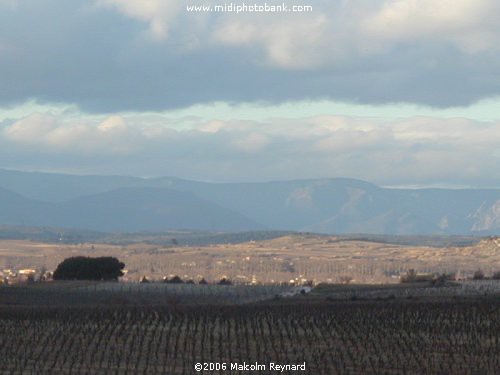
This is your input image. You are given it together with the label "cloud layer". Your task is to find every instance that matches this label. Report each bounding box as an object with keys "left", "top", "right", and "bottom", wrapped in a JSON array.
[
  {"left": 1, "top": 1, "right": 499, "bottom": 187},
  {"left": 1, "top": 0, "right": 500, "bottom": 111},
  {"left": 2, "top": 113, "right": 499, "bottom": 187}
]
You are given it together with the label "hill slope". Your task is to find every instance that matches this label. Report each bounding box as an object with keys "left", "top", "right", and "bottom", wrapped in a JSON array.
[
  {"left": 58, "top": 187, "right": 263, "bottom": 232},
  {"left": 0, "top": 169, "right": 499, "bottom": 234},
  {"left": 0, "top": 185, "right": 263, "bottom": 232}
]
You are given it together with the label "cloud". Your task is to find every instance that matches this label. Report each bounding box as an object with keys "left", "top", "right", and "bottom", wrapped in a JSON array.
[
  {"left": 1, "top": 112, "right": 499, "bottom": 187},
  {"left": 231, "top": 132, "right": 270, "bottom": 153},
  {"left": 212, "top": 15, "right": 329, "bottom": 69},
  {"left": 363, "top": 0, "right": 500, "bottom": 53},
  {"left": 210, "top": 0, "right": 500, "bottom": 67},
  {"left": 96, "top": 0, "right": 183, "bottom": 40},
  {"left": 4, "top": 114, "right": 57, "bottom": 144},
  {"left": 3, "top": 113, "right": 142, "bottom": 154},
  {"left": 1, "top": 1, "right": 500, "bottom": 110}
]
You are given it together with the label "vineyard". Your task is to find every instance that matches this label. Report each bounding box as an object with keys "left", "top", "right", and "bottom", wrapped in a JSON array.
[
  {"left": 0, "top": 283, "right": 295, "bottom": 306},
  {"left": 311, "top": 280, "right": 500, "bottom": 301},
  {"left": 0, "top": 297, "right": 499, "bottom": 374}
]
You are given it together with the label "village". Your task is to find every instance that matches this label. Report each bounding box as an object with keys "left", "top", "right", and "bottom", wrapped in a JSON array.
[{"left": 0, "top": 268, "right": 49, "bottom": 285}]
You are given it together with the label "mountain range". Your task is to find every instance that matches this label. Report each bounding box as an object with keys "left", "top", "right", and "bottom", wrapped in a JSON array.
[{"left": 0, "top": 168, "right": 499, "bottom": 235}]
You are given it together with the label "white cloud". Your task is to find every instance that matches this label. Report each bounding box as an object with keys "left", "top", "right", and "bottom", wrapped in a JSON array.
[
  {"left": 3, "top": 113, "right": 143, "bottom": 154},
  {"left": 92, "top": 0, "right": 500, "bottom": 68},
  {"left": 363, "top": 0, "right": 500, "bottom": 53},
  {"left": 98, "top": 115, "right": 127, "bottom": 133},
  {"left": 4, "top": 113, "right": 57, "bottom": 143},
  {"left": 96, "top": 0, "right": 183, "bottom": 40},
  {"left": 2, "top": 112, "right": 499, "bottom": 186},
  {"left": 231, "top": 132, "right": 269, "bottom": 153},
  {"left": 208, "top": 0, "right": 500, "bottom": 68},
  {"left": 212, "top": 16, "right": 329, "bottom": 69},
  {"left": 199, "top": 120, "right": 228, "bottom": 133}
]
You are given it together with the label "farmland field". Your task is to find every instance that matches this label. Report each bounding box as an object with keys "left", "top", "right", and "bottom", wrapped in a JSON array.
[
  {"left": 1, "top": 235, "right": 499, "bottom": 284},
  {"left": 0, "top": 295, "right": 499, "bottom": 374},
  {"left": 1, "top": 234, "right": 499, "bottom": 374},
  {"left": 0, "top": 282, "right": 296, "bottom": 306}
]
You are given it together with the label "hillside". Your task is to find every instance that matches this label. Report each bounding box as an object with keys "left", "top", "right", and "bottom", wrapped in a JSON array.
[
  {"left": 58, "top": 187, "right": 263, "bottom": 232},
  {"left": 0, "top": 169, "right": 499, "bottom": 235},
  {"left": 1, "top": 234, "right": 498, "bottom": 283},
  {"left": 0, "top": 187, "right": 54, "bottom": 227},
  {"left": 0, "top": 185, "right": 262, "bottom": 232}
]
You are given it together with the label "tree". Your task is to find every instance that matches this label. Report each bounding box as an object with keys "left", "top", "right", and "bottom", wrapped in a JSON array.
[
  {"left": 163, "top": 275, "right": 184, "bottom": 284},
  {"left": 218, "top": 277, "right": 232, "bottom": 285},
  {"left": 339, "top": 276, "right": 352, "bottom": 285},
  {"left": 53, "top": 256, "right": 125, "bottom": 281},
  {"left": 473, "top": 269, "right": 485, "bottom": 280},
  {"left": 400, "top": 269, "right": 417, "bottom": 283}
]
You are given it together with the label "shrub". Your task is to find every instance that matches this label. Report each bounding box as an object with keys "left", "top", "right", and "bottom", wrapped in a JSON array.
[
  {"left": 401, "top": 269, "right": 434, "bottom": 283},
  {"left": 431, "top": 273, "right": 451, "bottom": 286},
  {"left": 473, "top": 269, "right": 485, "bottom": 280},
  {"left": 339, "top": 276, "right": 353, "bottom": 285},
  {"left": 400, "top": 269, "right": 417, "bottom": 283},
  {"left": 53, "top": 256, "right": 125, "bottom": 281},
  {"left": 163, "top": 275, "right": 184, "bottom": 284},
  {"left": 218, "top": 277, "right": 232, "bottom": 285}
]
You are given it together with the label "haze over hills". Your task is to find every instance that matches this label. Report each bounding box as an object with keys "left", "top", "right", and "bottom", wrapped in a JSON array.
[
  {"left": 0, "top": 168, "right": 499, "bottom": 235},
  {"left": 0, "top": 183, "right": 262, "bottom": 232},
  {"left": 58, "top": 187, "right": 262, "bottom": 232}
]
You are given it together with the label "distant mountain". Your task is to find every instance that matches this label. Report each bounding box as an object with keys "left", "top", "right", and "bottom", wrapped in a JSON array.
[
  {"left": 0, "top": 169, "right": 499, "bottom": 235},
  {"left": 154, "top": 178, "right": 380, "bottom": 230},
  {"left": 0, "top": 183, "right": 263, "bottom": 232},
  {"left": 0, "top": 187, "right": 53, "bottom": 226},
  {"left": 58, "top": 187, "right": 263, "bottom": 232},
  {"left": 151, "top": 177, "right": 500, "bottom": 235},
  {"left": 0, "top": 169, "right": 147, "bottom": 202}
]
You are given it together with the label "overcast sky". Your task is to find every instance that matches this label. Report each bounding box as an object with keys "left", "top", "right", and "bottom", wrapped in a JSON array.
[{"left": 1, "top": 0, "right": 499, "bottom": 187}]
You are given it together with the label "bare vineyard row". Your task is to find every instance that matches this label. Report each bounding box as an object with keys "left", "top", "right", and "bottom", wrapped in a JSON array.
[
  {"left": 0, "top": 284, "right": 298, "bottom": 306},
  {"left": 1, "top": 301, "right": 499, "bottom": 374}
]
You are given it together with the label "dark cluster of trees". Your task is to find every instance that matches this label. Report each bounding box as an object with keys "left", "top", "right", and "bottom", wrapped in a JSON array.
[
  {"left": 161, "top": 276, "right": 232, "bottom": 285},
  {"left": 138, "top": 275, "right": 232, "bottom": 285},
  {"left": 471, "top": 269, "right": 500, "bottom": 280},
  {"left": 53, "top": 256, "right": 125, "bottom": 281}
]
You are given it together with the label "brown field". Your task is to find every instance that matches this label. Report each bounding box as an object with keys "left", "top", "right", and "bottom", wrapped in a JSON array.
[
  {"left": 1, "top": 235, "right": 499, "bottom": 283},
  {"left": 1, "top": 298, "right": 499, "bottom": 374}
]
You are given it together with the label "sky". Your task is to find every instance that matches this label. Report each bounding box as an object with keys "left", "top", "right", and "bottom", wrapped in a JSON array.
[{"left": 0, "top": 0, "right": 499, "bottom": 187}]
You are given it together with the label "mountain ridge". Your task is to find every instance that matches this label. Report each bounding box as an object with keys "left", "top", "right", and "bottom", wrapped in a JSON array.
[{"left": 0, "top": 169, "right": 499, "bottom": 235}]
